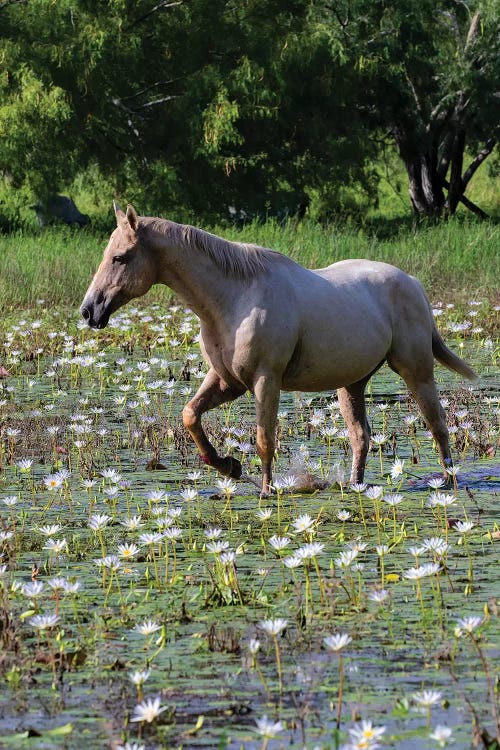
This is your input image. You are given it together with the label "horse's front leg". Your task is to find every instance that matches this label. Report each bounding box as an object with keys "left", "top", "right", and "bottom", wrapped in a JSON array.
[
  {"left": 182, "top": 369, "right": 245, "bottom": 479},
  {"left": 253, "top": 373, "right": 281, "bottom": 496},
  {"left": 337, "top": 380, "right": 371, "bottom": 484}
]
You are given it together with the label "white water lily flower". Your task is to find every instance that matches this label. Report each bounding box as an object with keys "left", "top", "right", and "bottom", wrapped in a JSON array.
[
  {"left": 206, "top": 540, "right": 229, "bottom": 554},
  {"left": 348, "top": 719, "right": 386, "bottom": 744},
  {"left": 323, "top": 632, "right": 352, "bottom": 651},
  {"left": 337, "top": 510, "right": 351, "bottom": 521},
  {"left": 350, "top": 482, "right": 367, "bottom": 493},
  {"left": 413, "top": 689, "right": 442, "bottom": 706},
  {"left": 130, "top": 696, "right": 167, "bottom": 723},
  {"left": 383, "top": 493, "right": 404, "bottom": 506},
  {"left": 132, "top": 619, "right": 162, "bottom": 637},
  {"left": 117, "top": 543, "right": 140, "bottom": 559},
  {"left": 23, "top": 581, "right": 45, "bottom": 597},
  {"left": 254, "top": 714, "right": 284, "bottom": 738},
  {"left": 43, "top": 538, "right": 68, "bottom": 554},
  {"left": 268, "top": 535, "right": 290, "bottom": 551},
  {"left": 37, "top": 524, "right": 62, "bottom": 536},
  {"left": 368, "top": 589, "right": 390, "bottom": 604},
  {"left": 259, "top": 618, "right": 288, "bottom": 636},
  {"left": 454, "top": 616, "right": 483, "bottom": 637},
  {"left": 256, "top": 507, "right": 273, "bottom": 521},
  {"left": 335, "top": 549, "right": 359, "bottom": 568},
  {"left": 129, "top": 670, "right": 150, "bottom": 686},
  {"left": 390, "top": 458, "right": 405, "bottom": 479},
  {"left": 216, "top": 478, "right": 237, "bottom": 495},
  {"left": 88, "top": 513, "right": 112, "bottom": 531},
  {"left": 204, "top": 526, "right": 223, "bottom": 540},
  {"left": 429, "top": 724, "right": 454, "bottom": 747},
  {"left": 296, "top": 542, "right": 325, "bottom": 559},
  {"left": 364, "top": 485, "right": 384, "bottom": 500},
  {"left": 29, "top": 614, "right": 60, "bottom": 629},
  {"left": 454, "top": 520, "right": 475, "bottom": 534},
  {"left": 291, "top": 513, "right": 315, "bottom": 534}
]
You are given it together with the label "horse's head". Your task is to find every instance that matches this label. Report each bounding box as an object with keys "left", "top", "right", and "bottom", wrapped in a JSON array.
[{"left": 80, "top": 204, "right": 156, "bottom": 329}]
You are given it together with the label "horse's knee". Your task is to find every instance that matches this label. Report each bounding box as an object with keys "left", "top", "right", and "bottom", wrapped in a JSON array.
[
  {"left": 257, "top": 439, "right": 275, "bottom": 465},
  {"left": 182, "top": 403, "right": 197, "bottom": 431}
]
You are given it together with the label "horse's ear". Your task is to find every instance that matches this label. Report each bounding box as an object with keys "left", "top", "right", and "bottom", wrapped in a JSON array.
[
  {"left": 113, "top": 201, "right": 126, "bottom": 226},
  {"left": 126, "top": 204, "right": 139, "bottom": 232}
]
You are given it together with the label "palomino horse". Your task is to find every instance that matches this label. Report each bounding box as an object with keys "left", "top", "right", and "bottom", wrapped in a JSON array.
[{"left": 81, "top": 204, "right": 477, "bottom": 495}]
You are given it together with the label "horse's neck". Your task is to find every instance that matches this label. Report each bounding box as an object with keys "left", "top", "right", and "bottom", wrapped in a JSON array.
[{"left": 153, "top": 231, "right": 244, "bottom": 324}]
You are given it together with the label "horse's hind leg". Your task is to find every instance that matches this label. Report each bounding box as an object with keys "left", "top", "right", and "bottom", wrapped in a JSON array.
[
  {"left": 182, "top": 368, "right": 246, "bottom": 479},
  {"left": 338, "top": 379, "right": 371, "bottom": 484},
  {"left": 389, "top": 357, "right": 452, "bottom": 475},
  {"left": 253, "top": 372, "right": 281, "bottom": 496},
  {"left": 407, "top": 378, "right": 452, "bottom": 474}
]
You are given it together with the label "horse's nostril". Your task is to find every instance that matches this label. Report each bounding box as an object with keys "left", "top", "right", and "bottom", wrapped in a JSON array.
[{"left": 81, "top": 306, "right": 91, "bottom": 321}]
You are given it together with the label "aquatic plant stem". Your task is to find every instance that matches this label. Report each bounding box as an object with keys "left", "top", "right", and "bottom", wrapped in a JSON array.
[
  {"left": 336, "top": 651, "right": 345, "bottom": 728},
  {"left": 468, "top": 633, "right": 500, "bottom": 730},
  {"left": 272, "top": 634, "right": 284, "bottom": 696}
]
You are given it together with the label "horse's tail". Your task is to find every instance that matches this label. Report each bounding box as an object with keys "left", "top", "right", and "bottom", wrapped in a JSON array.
[{"left": 432, "top": 321, "right": 478, "bottom": 382}]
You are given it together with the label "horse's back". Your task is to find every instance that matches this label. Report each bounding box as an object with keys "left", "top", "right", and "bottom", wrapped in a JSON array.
[{"left": 314, "top": 258, "right": 413, "bottom": 285}]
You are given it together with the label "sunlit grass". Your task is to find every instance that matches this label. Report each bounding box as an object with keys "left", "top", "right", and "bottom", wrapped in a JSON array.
[{"left": 0, "top": 217, "right": 498, "bottom": 314}]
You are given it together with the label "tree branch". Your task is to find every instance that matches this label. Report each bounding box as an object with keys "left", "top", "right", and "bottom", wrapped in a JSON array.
[
  {"left": 437, "top": 130, "right": 456, "bottom": 181},
  {"left": 119, "top": 80, "right": 181, "bottom": 103},
  {"left": 441, "top": 178, "right": 489, "bottom": 219},
  {"left": 130, "top": 0, "right": 182, "bottom": 27},
  {"left": 403, "top": 67, "right": 424, "bottom": 117},
  {"left": 465, "top": 12, "right": 481, "bottom": 50},
  {"left": 461, "top": 138, "right": 496, "bottom": 190},
  {"left": 0, "top": 0, "right": 27, "bottom": 9},
  {"left": 132, "top": 95, "right": 177, "bottom": 110}
]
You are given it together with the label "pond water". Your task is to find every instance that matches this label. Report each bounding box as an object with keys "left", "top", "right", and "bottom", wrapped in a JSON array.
[{"left": 0, "top": 303, "right": 498, "bottom": 749}]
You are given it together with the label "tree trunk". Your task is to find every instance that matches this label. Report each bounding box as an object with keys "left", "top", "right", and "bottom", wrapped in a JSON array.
[
  {"left": 395, "top": 135, "right": 445, "bottom": 216},
  {"left": 394, "top": 128, "right": 494, "bottom": 219},
  {"left": 445, "top": 130, "right": 465, "bottom": 215}
]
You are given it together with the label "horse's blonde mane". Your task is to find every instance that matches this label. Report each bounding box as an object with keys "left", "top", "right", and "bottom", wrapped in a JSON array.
[{"left": 144, "top": 217, "right": 280, "bottom": 280}]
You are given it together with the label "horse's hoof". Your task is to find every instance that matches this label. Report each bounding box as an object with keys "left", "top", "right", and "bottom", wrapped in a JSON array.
[
  {"left": 227, "top": 456, "right": 242, "bottom": 479},
  {"left": 217, "top": 455, "right": 242, "bottom": 479}
]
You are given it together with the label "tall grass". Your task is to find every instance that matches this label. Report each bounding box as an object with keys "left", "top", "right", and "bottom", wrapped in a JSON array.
[{"left": 0, "top": 218, "right": 497, "bottom": 314}]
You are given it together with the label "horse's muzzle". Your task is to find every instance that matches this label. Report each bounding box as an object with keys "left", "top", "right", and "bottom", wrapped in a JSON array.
[{"left": 80, "top": 302, "right": 109, "bottom": 329}]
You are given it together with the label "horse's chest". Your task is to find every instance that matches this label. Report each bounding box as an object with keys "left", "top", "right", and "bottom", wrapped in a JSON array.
[{"left": 200, "top": 335, "right": 251, "bottom": 389}]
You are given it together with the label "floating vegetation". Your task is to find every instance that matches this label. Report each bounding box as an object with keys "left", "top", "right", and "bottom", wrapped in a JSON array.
[{"left": 0, "top": 299, "right": 498, "bottom": 749}]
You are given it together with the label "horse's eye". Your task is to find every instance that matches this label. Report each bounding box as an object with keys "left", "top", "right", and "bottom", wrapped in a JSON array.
[{"left": 112, "top": 255, "right": 128, "bottom": 265}]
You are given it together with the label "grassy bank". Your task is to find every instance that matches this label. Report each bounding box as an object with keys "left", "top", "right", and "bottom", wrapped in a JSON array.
[{"left": 0, "top": 217, "right": 498, "bottom": 314}]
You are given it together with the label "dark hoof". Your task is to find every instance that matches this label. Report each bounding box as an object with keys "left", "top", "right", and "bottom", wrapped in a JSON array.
[{"left": 218, "top": 455, "right": 242, "bottom": 479}]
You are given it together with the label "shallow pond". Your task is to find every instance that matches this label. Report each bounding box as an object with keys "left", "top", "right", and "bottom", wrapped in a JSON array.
[{"left": 0, "top": 302, "right": 498, "bottom": 750}]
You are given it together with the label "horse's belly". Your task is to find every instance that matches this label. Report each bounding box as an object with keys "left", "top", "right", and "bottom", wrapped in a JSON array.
[
  {"left": 281, "top": 335, "right": 390, "bottom": 392},
  {"left": 282, "top": 368, "right": 371, "bottom": 392}
]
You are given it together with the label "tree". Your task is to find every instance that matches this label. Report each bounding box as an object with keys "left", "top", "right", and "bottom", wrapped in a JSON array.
[
  {"left": 0, "top": 0, "right": 378, "bottom": 219},
  {"left": 330, "top": 0, "right": 499, "bottom": 217},
  {"left": 0, "top": 0, "right": 497, "bottom": 220}
]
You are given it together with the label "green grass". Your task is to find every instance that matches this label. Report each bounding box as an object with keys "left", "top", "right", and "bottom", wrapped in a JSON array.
[{"left": 0, "top": 217, "right": 498, "bottom": 314}]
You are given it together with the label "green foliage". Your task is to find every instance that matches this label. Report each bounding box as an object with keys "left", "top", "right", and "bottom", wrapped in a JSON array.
[{"left": 0, "top": 0, "right": 497, "bottom": 220}]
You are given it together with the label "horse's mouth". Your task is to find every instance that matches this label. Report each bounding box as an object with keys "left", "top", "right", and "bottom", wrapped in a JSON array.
[
  {"left": 81, "top": 290, "right": 128, "bottom": 329},
  {"left": 80, "top": 304, "right": 110, "bottom": 330}
]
